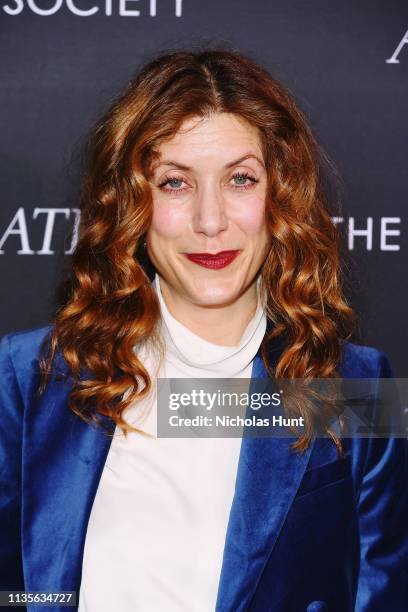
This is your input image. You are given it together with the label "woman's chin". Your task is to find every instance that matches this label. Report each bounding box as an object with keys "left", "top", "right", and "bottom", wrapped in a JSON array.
[{"left": 187, "top": 281, "right": 242, "bottom": 307}]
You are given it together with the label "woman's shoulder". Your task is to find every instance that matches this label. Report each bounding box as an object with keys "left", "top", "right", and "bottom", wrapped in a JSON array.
[
  {"left": 1, "top": 327, "right": 395, "bottom": 379},
  {"left": 0, "top": 324, "right": 52, "bottom": 359},
  {"left": 0, "top": 325, "right": 53, "bottom": 384},
  {"left": 340, "top": 340, "right": 394, "bottom": 378},
  {"left": 1, "top": 323, "right": 51, "bottom": 344}
]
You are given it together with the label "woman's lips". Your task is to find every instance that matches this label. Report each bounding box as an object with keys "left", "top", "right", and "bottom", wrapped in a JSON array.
[{"left": 184, "top": 250, "right": 241, "bottom": 269}]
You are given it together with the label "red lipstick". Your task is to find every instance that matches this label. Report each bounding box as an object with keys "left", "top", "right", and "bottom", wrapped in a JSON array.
[{"left": 184, "top": 250, "right": 240, "bottom": 269}]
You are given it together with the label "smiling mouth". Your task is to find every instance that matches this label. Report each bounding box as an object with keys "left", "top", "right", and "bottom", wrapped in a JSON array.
[{"left": 183, "top": 250, "right": 241, "bottom": 269}]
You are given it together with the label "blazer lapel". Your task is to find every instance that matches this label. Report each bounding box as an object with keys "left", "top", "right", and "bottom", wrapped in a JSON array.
[
  {"left": 215, "top": 341, "right": 316, "bottom": 612},
  {"left": 22, "top": 364, "right": 116, "bottom": 601}
]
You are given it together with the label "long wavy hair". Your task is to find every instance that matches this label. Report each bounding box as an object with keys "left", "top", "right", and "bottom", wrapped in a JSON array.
[{"left": 38, "top": 48, "right": 357, "bottom": 454}]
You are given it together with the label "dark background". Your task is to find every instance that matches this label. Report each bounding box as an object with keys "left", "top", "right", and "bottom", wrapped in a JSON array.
[{"left": 1, "top": 0, "right": 407, "bottom": 374}]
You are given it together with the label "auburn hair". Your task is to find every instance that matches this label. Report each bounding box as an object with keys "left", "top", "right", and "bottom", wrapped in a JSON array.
[{"left": 38, "top": 48, "right": 357, "bottom": 455}]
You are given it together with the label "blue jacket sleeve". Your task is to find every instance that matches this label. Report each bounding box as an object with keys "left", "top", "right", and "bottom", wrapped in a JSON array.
[
  {"left": 354, "top": 352, "right": 408, "bottom": 610},
  {"left": 0, "top": 333, "right": 25, "bottom": 591}
]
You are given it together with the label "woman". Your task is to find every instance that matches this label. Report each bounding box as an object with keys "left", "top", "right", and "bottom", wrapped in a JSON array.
[{"left": 0, "top": 49, "right": 406, "bottom": 612}]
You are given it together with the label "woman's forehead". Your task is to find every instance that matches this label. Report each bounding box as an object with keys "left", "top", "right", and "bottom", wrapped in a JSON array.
[{"left": 152, "top": 112, "right": 264, "bottom": 169}]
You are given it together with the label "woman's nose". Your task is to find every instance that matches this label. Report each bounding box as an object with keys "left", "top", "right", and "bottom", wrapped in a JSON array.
[{"left": 192, "top": 184, "right": 228, "bottom": 237}]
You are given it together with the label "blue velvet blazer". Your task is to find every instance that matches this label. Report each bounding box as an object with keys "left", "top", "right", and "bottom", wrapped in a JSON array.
[{"left": 0, "top": 325, "right": 407, "bottom": 612}]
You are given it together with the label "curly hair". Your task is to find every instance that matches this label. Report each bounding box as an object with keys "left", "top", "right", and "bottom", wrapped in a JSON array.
[{"left": 38, "top": 48, "right": 357, "bottom": 455}]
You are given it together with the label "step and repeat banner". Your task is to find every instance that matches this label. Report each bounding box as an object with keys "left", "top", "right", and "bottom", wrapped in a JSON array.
[{"left": 1, "top": 1, "right": 407, "bottom": 374}]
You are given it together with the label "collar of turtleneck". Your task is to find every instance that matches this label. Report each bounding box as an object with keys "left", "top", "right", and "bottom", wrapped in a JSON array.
[{"left": 153, "top": 273, "right": 267, "bottom": 378}]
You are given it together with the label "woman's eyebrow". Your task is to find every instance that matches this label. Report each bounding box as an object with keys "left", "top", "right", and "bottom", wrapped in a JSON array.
[{"left": 152, "top": 153, "right": 265, "bottom": 172}]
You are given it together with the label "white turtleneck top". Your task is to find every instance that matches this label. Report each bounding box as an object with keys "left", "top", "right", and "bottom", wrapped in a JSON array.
[{"left": 78, "top": 274, "right": 267, "bottom": 612}]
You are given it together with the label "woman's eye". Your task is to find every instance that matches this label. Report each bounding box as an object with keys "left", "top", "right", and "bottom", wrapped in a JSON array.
[
  {"left": 157, "top": 172, "right": 258, "bottom": 193},
  {"left": 159, "top": 176, "right": 185, "bottom": 192},
  {"left": 158, "top": 176, "right": 187, "bottom": 192},
  {"left": 230, "top": 172, "right": 258, "bottom": 189}
]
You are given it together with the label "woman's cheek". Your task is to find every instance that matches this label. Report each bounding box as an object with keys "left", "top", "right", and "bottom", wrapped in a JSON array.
[
  {"left": 231, "top": 194, "right": 266, "bottom": 233},
  {"left": 151, "top": 197, "right": 191, "bottom": 237}
]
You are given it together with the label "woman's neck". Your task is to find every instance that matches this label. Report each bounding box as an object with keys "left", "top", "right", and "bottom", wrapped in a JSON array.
[{"left": 156, "top": 275, "right": 259, "bottom": 347}]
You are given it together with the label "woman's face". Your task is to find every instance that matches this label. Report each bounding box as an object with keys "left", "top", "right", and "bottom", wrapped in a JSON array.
[{"left": 147, "top": 112, "right": 270, "bottom": 308}]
